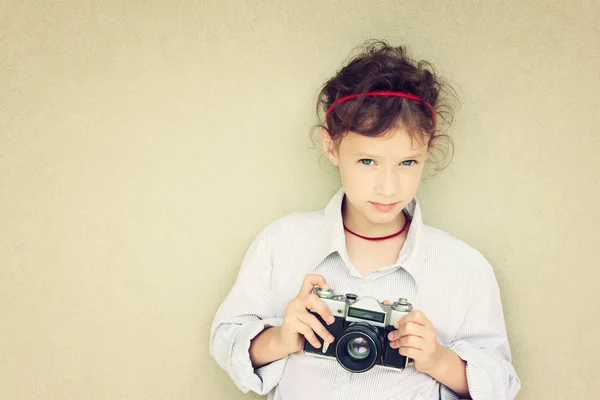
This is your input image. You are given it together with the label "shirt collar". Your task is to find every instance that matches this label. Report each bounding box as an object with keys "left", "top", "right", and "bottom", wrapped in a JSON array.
[{"left": 311, "top": 187, "right": 425, "bottom": 284}]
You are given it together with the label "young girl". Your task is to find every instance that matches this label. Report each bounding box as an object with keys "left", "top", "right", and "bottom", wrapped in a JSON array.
[{"left": 210, "top": 41, "right": 520, "bottom": 400}]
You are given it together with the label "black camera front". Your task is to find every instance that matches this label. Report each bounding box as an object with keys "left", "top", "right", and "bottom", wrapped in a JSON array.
[{"left": 302, "top": 288, "right": 413, "bottom": 372}]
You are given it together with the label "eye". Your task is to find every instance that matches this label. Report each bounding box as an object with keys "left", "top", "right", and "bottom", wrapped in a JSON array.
[
  {"left": 359, "top": 159, "right": 375, "bottom": 166},
  {"left": 401, "top": 160, "right": 417, "bottom": 166}
]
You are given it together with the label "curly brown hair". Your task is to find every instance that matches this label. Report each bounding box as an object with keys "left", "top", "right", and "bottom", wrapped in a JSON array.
[{"left": 316, "top": 40, "right": 456, "bottom": 168}]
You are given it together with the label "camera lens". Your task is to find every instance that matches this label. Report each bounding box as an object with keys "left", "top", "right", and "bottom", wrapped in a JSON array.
[
  {"left": 335, "top": 323, "right": 382, "bottom": 373},
  {"left": 346, "top": 337, "right": 370, "bottom": 360}
]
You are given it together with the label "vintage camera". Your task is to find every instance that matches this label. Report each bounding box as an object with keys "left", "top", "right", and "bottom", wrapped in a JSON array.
[{"left": 303, "top": 287, "right": 413, "bottom": 373}]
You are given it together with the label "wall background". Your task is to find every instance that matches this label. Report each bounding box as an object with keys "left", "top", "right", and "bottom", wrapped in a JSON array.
[{"left": 1, "top": 1, "right": 599, "bottom": 399}]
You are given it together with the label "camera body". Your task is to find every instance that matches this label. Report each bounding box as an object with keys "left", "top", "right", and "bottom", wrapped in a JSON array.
[{"left": 302, "top": 287, "right": 413, "bottom": 373}]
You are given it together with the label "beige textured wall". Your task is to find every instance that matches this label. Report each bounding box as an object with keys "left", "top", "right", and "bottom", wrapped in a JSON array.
[{"left": 1, "top": 1, "right": 599, "bottom": 399}]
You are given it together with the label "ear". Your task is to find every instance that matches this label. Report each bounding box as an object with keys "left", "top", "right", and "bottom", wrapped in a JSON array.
[{"left": 321, "top": 128, "right": 339, "bottom": 166}]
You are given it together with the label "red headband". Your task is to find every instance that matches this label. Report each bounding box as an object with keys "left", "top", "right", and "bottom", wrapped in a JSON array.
[{"left": 326, "top": 90, "right": 436, "bottom": 127}]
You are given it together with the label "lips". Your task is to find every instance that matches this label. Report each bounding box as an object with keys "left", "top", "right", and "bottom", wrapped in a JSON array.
[{"left": 370, "top": 201, "right": 399, "bottom": 213}]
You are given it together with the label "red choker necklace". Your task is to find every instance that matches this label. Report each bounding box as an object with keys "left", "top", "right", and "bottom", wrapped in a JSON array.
[{"left": 343, "top": 217, "right": 409, "bottom": 241}]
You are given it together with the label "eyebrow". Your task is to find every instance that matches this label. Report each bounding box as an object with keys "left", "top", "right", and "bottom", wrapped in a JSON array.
[
  {"left": 354, "top": 152, "right": 426, "bottom": 159},
  {"left": 354, "top": 153, "right": 380, "bottom": 158}
]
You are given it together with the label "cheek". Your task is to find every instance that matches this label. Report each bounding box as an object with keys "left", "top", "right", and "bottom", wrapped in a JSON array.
[
  {"left": 339, "top": 170, "right": 373, "bottom": 202},
  {"left": 401, "top": 168, "right": 424, "bottom": 188},
  {"left": 340, "top": 176, "right": 366, "bottom": 198},
  {"left": 339, "top": 164, "right": 365, "bottom": 186}
]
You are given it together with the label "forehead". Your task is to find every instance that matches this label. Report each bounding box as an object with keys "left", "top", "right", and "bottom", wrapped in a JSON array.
[{"left": 338, "top": 128, "right": 428, "bottom": 156}]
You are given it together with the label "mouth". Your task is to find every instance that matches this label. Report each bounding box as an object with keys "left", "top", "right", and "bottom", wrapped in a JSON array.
[{"left": 369, "top": 201, "right": 399, "bottom": 213}]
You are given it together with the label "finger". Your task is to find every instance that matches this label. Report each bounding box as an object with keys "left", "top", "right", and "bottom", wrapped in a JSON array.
[
  {"left": 307, "top": 294, "right": 335, "bottom": 325},
  {"left": 299, "top": 274, "right": 328, "bottom": 294},
  {"left": 296, "top": 321, "right": 322, "bottom": 348},
  {"left": 393, "top": 322, "right": 427, "bottom": 339},
  {"left": 389, "top": 337, "right": 424, "bottom": 350},
  {"left": 388, "top": 322, "right": 429, "bottom": 340},
  {"left": 395, "top": 310, "right": 430, "bottom": 328},
  {"left": 298, "top": 311, "right": 335, "bottom": 343},
  {"left": 382, "top": 300, "right": 392, "bottom": 305},
  {"left": 399, "top": 346, "right": 421, "bottom": 359},
  {"left": 397, "top": 335, "right": 425, "bottom": 350}
]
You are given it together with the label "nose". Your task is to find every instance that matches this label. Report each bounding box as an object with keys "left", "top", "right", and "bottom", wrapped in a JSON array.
[{"left": 375, "top": 167, "right": 398, "bottom": 198}]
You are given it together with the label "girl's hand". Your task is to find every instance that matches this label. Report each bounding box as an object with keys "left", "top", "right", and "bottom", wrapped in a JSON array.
[
  {"left": 387, "top": 310, "right": 444, "bottom": 374},
  {"left": 277, "top": 274, "right": 335, "bottom": 354}
]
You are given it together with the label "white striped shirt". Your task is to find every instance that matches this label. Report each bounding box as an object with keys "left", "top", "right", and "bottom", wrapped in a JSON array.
[{"left": 210, "top": 187, "right": 520, "bottom": 399}]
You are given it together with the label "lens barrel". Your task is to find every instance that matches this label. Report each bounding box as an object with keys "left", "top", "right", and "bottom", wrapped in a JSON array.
[{"left": 335, "top": 323, "right": 382, "bottom": 373}]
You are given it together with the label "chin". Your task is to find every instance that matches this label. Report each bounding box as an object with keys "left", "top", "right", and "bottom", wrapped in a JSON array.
[{"left": 365, "top": 208, "right": 402, "bottom": 224}]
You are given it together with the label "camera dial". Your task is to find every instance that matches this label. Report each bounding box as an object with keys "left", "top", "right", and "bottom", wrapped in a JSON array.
[
  {"left": 314, "top": 287, "right": 335, "bottom": 299},
  {"left": 391, "top": 298, "right": 413, "bottom": 312}
]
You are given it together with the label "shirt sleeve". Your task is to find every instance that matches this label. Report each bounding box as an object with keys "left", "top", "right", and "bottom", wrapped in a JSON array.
[
  {"left": 440, "top": 258, "right": 521, "bottom": 400},
  {"left": 209, "top": 225, "right": 287, "bottom": 396}
]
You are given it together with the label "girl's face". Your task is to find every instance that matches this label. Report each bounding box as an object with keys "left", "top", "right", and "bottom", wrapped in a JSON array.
[{"left": 322, "top": 127, "right": 430, "bottom": 227}]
